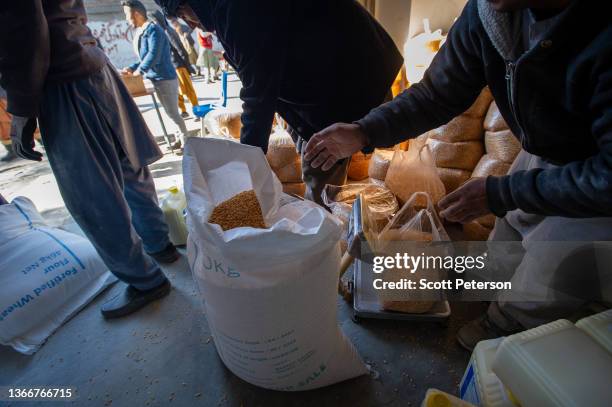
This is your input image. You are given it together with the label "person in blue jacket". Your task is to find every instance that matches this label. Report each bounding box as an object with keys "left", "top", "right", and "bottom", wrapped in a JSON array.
[{"left": 121, "top": 0, "right": 189, "bottom": 149}]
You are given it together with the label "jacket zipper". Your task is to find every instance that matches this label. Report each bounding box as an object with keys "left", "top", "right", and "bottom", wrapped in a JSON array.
[{"left": 505, "top": 60, "right": 525, "bottom": 142}]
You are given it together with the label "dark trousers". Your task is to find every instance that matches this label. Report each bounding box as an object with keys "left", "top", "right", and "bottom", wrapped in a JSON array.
[{"left": 38, "top": 66, "right": 169, "bottom": 291}]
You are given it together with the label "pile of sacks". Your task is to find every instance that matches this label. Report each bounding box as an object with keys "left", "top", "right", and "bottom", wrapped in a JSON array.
[
  {"left": 463, "top": 101, "right": 522, "bottom": 240},
  {"left": 359, "top": 88, "right": 522, "bottom": 241},
  {"left": 425, "top": 88, "right": 492, "bottom": 193}
]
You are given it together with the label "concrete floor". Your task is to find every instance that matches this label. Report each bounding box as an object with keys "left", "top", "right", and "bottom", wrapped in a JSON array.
[
  {"left": 0, "top": 72, "right": 488, "bottom": 406},
  {"left": 0, "top": 251, "right": 486, "bottom": 406}
]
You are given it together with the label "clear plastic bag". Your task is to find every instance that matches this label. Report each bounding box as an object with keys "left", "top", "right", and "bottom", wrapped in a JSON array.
[
  {"left": 384, "top": 144, "right": 446, "bottom": 207},
  {"left": 367, "top": 192, "right": 449, "bottom": 313},
  {"left": 379, "top": 192, "right": 449, "bottom": 244},
  {"left": 323, "top": 183, "right": 398, "bottom": 236}
]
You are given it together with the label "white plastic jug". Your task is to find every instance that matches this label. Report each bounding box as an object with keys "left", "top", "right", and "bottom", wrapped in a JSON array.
[
  {"left": 492, "top": 319, "right": 612, "bottom": 407},
  {"left": 576, "top": 309, "right": 612, "bottom": 354},
  {"left": 161, "top": 186, "right": 188, "bottom": 246},
  {"left": 459, "top": 338, "right": 520, "bottom": 407}
]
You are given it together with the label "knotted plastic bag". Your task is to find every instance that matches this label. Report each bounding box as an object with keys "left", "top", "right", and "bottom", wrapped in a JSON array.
[{"left": 384, "top": 145, "right": 446, "bottom": 207}]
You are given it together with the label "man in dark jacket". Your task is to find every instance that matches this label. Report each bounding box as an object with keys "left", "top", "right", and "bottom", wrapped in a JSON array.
[
  {"left": 306, "top": 0, "right": 612, "bottom": 349},
  {"left": 155, "top": 0, "right": 403, "bottom": 204},
  {"left": 0, "top": 0, "right": 179, "bottom": 319}
]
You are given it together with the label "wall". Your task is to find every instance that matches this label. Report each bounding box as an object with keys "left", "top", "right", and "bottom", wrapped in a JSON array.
[
  {"left": 84, "top": 0, "right": 159, "bottom": 68},
  {"left": 406, "top": 0, "right": 467, "bottom": 38},
  {"left": 89, "top": 20, "right": 137, "bottom": 68},
  {"left": 373, "top": 0, "right": 467, "bottom": 54}
]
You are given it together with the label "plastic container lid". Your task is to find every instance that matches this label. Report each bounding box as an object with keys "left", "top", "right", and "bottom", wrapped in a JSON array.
[
  {"left": 576, "top": 309, "right": 612, "bottom": 354},
  {"left": 421, "top": 388, "right": 475, "bottom": 407},
  {"left": 492, "top": 319, "right": 612, "bottom": 407}
]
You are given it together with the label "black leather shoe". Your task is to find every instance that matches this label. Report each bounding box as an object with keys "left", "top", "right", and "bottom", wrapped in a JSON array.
[
  {"left": 101, "top": 280, "right": 171, "bottom": 319},
  {"left": 148, "top": 243, "right": 180, "bottom": 264}
]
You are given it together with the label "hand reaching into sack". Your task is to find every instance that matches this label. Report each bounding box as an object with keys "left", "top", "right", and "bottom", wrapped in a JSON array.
[
  {"left": 439, "top": 177, "right": 491, "bottom": 223},
  {"left": 10, "top": 116, "right": 42, "bottom": 161},
  {"left": 304, "top": 123, "right": 369, "bottom": 171}
]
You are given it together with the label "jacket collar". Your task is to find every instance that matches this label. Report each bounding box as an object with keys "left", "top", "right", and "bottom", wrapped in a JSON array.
[
  {"left": 477, "top": 0, "right": 523, "bottom": 61},
  {"left": 477, "top": 0, "right": 588, "bottom": 62}
]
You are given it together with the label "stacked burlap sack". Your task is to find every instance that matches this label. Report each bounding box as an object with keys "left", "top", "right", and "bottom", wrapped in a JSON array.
[
  {"left": 424, "top": 87, "right": 492, "bottom": 193},
  {"left": 266, "top": 128, "right": 305, "bottom": 197},
  {"left": 359, "top": 88, "right": 524, "bottom": 242},
  {"left": 463, "top": 100, "right": 522, "bottom": 240}
]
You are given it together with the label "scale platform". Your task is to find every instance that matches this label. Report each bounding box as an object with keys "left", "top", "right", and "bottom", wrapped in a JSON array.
[{"left": 347, "top": 196, "right": 451, "bottom": 323}]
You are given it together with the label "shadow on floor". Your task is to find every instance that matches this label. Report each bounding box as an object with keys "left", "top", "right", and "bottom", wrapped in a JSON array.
[{"left": 149, "top": 159, "right": 184, "bottom": 179}]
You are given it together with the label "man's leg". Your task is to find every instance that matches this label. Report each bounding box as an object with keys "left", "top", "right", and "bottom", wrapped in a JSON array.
[
  {"left": 458, "top": 150, "right": 612, "bottom": 349},
  {"left": 121, "top": 159, "right": 169, "bottom": 253},
  {"left": 177, "top": 67, "right": 199, "bottom": 107},
  {"left": 488, "top": 216, "right": 612, "bottom": 330},
  {"left": 153, "top": 79, "right": 189, "bottom": 145},
  {"left": 178, "top": 92, "right": 187, "bottom": 114},
  {"left": 38, "top": 74, "right": 169, "bottom": 317}
]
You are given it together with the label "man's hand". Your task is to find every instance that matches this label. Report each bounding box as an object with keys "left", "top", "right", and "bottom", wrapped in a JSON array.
[
  {"left": 132, "top": 70, "right": 142, "bottom": 77},
  {"left": 304, "top": 123, "right": 368, "bottom": 171},
  {"left": 121, "top": 67, "right": 134, "bottom": 75},
  {"left": 438, "top": 177, "right": 491, "bottom": 223},
  {"left": 10, "top": 116, "right": 42, "bottom": 161}
]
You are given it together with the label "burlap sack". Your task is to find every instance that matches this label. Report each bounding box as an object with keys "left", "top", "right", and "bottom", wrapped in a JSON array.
[
  {"left": 471, "top": 154, "right": 511, "bottom": 178},
  {"left": 427, "top": 138, "right": 485, "bottom": 171},
  {"left": 484, "top": 101, "right": 509, "bottom": 132},
  {"left": 436, "top": 167, "right": 472, "bottom": 193},
  {"left": 427, "top": 115, "right": 484, "bottom": 143},
  {"left": 463, "top": 87, "right": 494, "bottom": 118},
  {"left": 485, "top": 129, "right": 521, "bottom": 164}
]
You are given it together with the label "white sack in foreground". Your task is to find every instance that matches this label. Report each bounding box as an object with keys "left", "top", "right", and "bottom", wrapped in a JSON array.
[
  {"left": 0, "top": 197, "right": 116, "bottom": 354},
  {"left": 183, "top": 137, "right": 367, "bottom": 391}
]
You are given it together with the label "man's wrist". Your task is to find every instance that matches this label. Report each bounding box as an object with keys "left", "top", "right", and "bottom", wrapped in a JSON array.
[
  {"left": 485, "top": 175, "right": 516, "bottom": 217},
  {"left": 354, "top": 123, "right": 373, "bottom": 154}
]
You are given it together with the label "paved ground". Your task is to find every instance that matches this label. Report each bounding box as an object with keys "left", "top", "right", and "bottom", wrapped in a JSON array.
[
  {"left": 0, "top": 73, "right": 484, "bottom": 406},
  {"left": 0, "top": 74, "right": 243, "bottom": 221}
]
